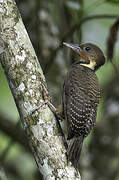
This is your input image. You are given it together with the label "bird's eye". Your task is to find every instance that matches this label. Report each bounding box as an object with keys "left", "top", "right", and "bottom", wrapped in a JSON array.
[{"left": 84, "top": 47, "right": 91, "bottom": 51}]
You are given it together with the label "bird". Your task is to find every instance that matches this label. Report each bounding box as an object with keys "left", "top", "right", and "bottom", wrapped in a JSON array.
[{"left": 63, "top": 42, "right": 105, "bottom": 170}]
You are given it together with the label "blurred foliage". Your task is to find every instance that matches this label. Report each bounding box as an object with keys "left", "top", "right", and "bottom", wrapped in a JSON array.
[
  {"left": 1, "top": 0, "right": 119, "bottom": 179},
  {"left": 106, "top": 0, "right": 119, "bottom": 4}
]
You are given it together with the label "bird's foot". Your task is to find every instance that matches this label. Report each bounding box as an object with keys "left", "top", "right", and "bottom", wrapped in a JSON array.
[
  {"left": 34, "top": 82, "right": 64, "bottom": 120},
  {"left": 40, "top": 82, "right": 57, "bottom": 112},
  {"left": 31, "top": 82, "right": 57, "bottom": 114}
]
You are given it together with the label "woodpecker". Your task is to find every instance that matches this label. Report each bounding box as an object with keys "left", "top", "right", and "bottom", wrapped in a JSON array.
[{"left": 63, "top": 42, "right": 105, "bottom": 170}]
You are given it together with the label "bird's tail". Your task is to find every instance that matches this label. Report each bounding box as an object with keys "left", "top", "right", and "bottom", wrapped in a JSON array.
[{"left": 67, "top": 136, "right": 84, "bottom": 170}]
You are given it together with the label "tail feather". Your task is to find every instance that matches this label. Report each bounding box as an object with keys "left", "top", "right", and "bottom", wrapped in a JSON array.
[{"left": 67, "top": 136, "right": 84, "bottom": 170}]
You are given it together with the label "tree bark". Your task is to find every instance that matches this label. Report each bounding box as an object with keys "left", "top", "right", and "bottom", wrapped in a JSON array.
[
  {"left": 0, "top": 166, "right": 7, "bottom": 180},
  {"left": 0, "top": 0, "right": 81, "bottom": 179}
]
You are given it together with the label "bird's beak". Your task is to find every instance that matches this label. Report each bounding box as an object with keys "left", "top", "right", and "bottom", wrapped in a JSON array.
[
  {"left": 63, "top": 42, "right": 80, "bottom": 53},
  {"left": 63, "top": 42, "right": 90, "bottom": 64}
]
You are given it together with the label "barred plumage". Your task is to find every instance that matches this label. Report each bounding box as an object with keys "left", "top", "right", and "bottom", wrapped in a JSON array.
[
  {"left": 63, "top": 64, "right": 100, "bottom": 139},
  {"left": 63, "top": 42, "right": 105, "bottom": 170}
]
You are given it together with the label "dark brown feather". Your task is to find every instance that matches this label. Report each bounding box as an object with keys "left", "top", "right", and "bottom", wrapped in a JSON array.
[
  {"left": 63, "top": 63, "right": 100, "bottom": 169},
  {"left": 67, "top": 136, "right": 84, "bottom": 170},
  {"left": 63, "top": 63, "right": 100, "bottom": 138}
]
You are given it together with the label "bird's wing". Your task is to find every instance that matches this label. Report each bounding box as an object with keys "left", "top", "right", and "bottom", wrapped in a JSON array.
[{"left": 63, "top": 65, "right": 99, "bottom": 139}]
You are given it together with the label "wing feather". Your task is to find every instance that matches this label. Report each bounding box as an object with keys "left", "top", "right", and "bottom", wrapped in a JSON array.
[{"left": 63, "top": 64, "right": 100, "bottom": 139}]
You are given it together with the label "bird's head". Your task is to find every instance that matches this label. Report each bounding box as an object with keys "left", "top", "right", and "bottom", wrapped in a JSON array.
[{"left": 63, "top": 42, "right": 105, "bottom": 71}]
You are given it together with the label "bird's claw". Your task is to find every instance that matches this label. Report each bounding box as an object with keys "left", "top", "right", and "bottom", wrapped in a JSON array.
[{"left": 31, "top": 82, "right": 57, "bottom": 115}]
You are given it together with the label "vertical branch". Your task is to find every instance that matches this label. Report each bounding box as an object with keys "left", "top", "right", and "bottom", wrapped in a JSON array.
[
  {"left": 0, "top": 0, "right": 81, "bottom": 179},
  {"left": 0, "top": 167, "right": 7, "bottom": 180}
]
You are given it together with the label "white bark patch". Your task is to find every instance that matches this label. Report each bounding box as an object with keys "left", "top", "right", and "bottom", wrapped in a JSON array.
[
  {"left": 57, "top": 168, "right": 64, "bottom": 176},
  {"left": 57, "top": 167, "right": 81, "bottom": 180},
  {"left": 17, "top": 82, "right": 25, "bottom": 92},
  {"left": 65, "top": 167, "right": 81, "bottom": 179},
  {"left": 0, "top": 4, "right": 4, "bottom": 13},
  {"left": 15, "top": 82, "right": 25, "bottom": 96},
  {"left": 40, "top": 157, "right": 55, "bottom": 180},
  {"left": 16, "top": 50, "right": 26, "bottom": 62},
  {"left": 24, "top": 101, "right": 34, "bottom": 114},
  {"left": 32, "top": 124, "right": 45, "bottom": 137},
  {"left": 47, "top": 121, "right": 55, "bottom": 137},
  {"left": 37, "top": 118, "right": 44, "bottom": 124},
  {"left": 29, "top": 89, "right": 33, "bottom": 95},
  {"left": 34, "top": 99, "right": 38, "bottom": 103},
  {"left": 26, "top": 62, "right": 34, "bottom": 70},
  {"left": 32, "top": 75, "right": 36, "bottom": 80},
  {"left": 31, "top": 75, "right": 36, "bottom": 83}
]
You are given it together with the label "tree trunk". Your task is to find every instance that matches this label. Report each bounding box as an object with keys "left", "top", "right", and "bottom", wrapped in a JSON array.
[{"left": 0, "top": 0, "right": 81, "bottom": 179}]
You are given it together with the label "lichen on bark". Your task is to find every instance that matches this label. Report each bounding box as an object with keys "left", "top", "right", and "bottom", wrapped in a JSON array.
[{"left": 0, "top": 0, "right": 81, "bottom": 179}]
